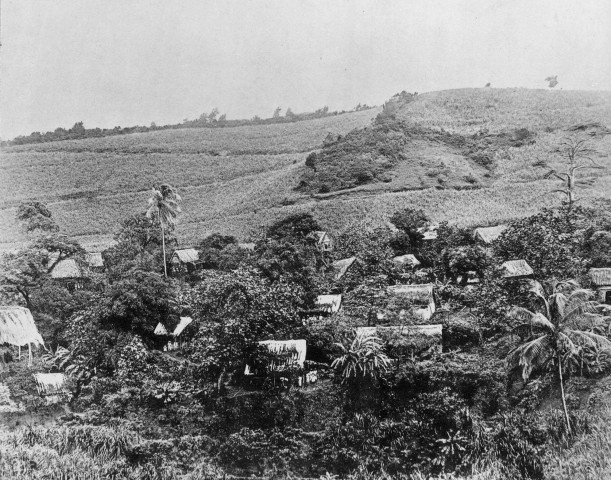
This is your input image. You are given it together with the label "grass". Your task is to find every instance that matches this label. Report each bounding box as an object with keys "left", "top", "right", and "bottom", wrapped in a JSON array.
[{"left": 0, "top": 88, "right": 610, "bottom": 252}]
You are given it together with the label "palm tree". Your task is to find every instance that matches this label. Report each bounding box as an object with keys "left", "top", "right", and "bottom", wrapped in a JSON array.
[
  {"left": 146, "top": 185, "right": 182, "bottom": 277},
  {"left": 332, "top": 330, "right": 390, "bottom": 381},
  {"left": 507, "top": 280, "right": 611, "bottom": 435}
]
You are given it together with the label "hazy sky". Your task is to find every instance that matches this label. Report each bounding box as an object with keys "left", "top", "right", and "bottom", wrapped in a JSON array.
[{"left": 2, "top": 0, "right": 610, "bottom": 139}]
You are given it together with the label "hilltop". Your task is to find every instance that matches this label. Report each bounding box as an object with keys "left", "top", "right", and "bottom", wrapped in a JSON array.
[{"left": 1, "top": 88, "right": 610, "bottom": 251}]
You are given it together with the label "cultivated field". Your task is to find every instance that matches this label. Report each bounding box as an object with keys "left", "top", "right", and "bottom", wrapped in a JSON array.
[{"left": 1, "top": 88, "right": 610, "bottom": 252}]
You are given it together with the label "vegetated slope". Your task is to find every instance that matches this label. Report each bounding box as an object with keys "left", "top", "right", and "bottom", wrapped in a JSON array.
[{"left": 1, "top": 88, "right": 611, "bottom": 252}]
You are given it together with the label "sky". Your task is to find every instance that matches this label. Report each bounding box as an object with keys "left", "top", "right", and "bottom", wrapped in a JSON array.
[{"left": 1, "top": 0, "right": 610, "bottom": 139}]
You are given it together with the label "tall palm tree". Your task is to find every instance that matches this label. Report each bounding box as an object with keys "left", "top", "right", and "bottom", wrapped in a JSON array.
[
  {"left": 146, "top": 185, "right": 182, "bottom": 277},
  {"left": 507, "top": 280, "right": 611, "bottom": 434},
  {"left": 332, "top": 330, "right": 390, "bottom": 381}
]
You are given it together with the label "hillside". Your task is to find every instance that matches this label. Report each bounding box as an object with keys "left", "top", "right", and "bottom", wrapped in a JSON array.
[{"left": 1, "top": 88, "right": 611, "bottom": 252}]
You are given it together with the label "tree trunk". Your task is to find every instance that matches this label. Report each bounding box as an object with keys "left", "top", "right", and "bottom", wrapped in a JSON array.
[
  {"left": 558, "top": 352, "right": 572, "bottom": 436},
  {"left": 160, "top": 209, "right": 168, "bottom": 277},
  {"left": 217, "top": 367, "right": 226, "bottom": 394}
]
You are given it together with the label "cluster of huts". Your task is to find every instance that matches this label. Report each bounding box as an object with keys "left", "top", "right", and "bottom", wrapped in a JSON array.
[{"left": 26, "top": 224, "right": 611, "bottom": 391}]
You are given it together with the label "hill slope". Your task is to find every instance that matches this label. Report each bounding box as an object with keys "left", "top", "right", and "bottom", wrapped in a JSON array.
[{"left": 1, "top": 88, "right": 610, "bottom": 252}]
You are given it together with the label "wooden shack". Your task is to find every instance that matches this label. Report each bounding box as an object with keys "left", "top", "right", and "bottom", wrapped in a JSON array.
[
  {"left": 170, "top": 248, "right": 200, "bottom": 274},
  {"left": 501, "top": 260, "right": 534, "bottom": 279},
  {"left": 385, "top": 284, "right": 436, "bottom": 321},
  {"left": 589, "top": 268, "right": 611, "bottom": 304},
  {"left": 473, "top": 225, "right": 507, "bottom": 244},
  {"left": 309, "top": 231, "right": 333, "bottom": 252}
]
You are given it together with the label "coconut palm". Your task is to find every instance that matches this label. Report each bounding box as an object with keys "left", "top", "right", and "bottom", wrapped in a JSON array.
[
  {"left": 507, "top": 280, "right": 611, "bottom": 434},
  {"left": 332, "top": 330, "right": 390, "bottom": 381},
  {"left": 146, "top": 184, "right": 182, "bottom": 277}
]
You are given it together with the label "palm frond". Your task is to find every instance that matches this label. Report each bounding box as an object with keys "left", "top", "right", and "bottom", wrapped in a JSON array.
[
  {"left": 507, "top": 335, "right": 552, "bottom": 382},
  {"left": 508, "top": 306, "right": 536, "bottom": 322},
  {"left": 566, "top": 330, "right": 611, "bottom": 351}
]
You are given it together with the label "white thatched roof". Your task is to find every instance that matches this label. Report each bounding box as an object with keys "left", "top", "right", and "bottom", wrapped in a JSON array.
[
  {"left": 473, "top": 225, "right": 507, "bottom": 244},
  {"left": 392, "top": 254, "right": 421, "bottom": 267},
  {"left": 50, "top": 259, "right": 84, "bottom": 279},
  {"left": 387, "top": 284, "right": 434, "bottom": 303},
  {"left": 33, "top": 373, "right": 68, "bottom": 396},
  {"left": 258, "top": 339, "right": 307, "bottom": 367},
  {"left": 238, "top": 242, "right": 256, "bottom": 251},
  {"left": 154, "top": 322, "right": 169, "bottom": 335},
  {"left": 332, "top": 257, "right": 356, "bottom": 280},
  {"left": 357, "top": 325, "right": 442, "bottom": 338},
  {"left": 316, "top": 294, "right": 342, "bottom": 313},
  {"left": 171, "top": 248, "right": 199, "bottom": 264},
  {"left": 173, "top": 317, "right": 193, "bottom": 337},
  {"left": 84, "top": 252, "right": 104, "bottom": 268},
  {"left": 0, "top": 307, "right": 44, "bottom": 347},
  {"left": 501, "top": 260, "right": 533, "bottom": 278}
]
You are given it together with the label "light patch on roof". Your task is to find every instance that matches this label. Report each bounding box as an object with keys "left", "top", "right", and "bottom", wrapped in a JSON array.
[
  {"left": 172, "top": 248, "right": 199, "bottom": 264},
  {"left": 0, "top": 307, "right": 44, "bottom": 347},
  {"left": 332, "top": 256, "right": 356, "bottom": 280},
  {"left": 84, "top": 252, "right": 104, "bottom": 268},
  {"left": 173, "top": 317, "right": 193, "bottom": 337},
  {"left": 316, "top": 294, "right": 342, "bottom": 313},
  {"left": 501, "top": 260, "right": 533, "bottom": 278},
  {"left": 50, "top": 259, "right": 84, "bottom": 279},
  {"left": 33, "top": 373, "right": 68, "bottom": 396},
  {"left": 392, "top": 254, "right": 420, "bottom": 267},
  {"left": 590, "top": 268, "right": 611, "bottom": 287},
  {"left": 154, "top": 322, "right": 169, "bottom": 336},
  {"left": 387, "top": 284, "right": 434, "bottom": 302},
  {"left": 473, "top": 225, "right": 507, "bottom": 244}
]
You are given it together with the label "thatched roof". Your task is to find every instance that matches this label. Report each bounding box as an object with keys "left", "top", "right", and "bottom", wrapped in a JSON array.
[
  {"left": 0, "top": 307, "right": 44, "bottom": 347},
  {"left": 173, "top": 317, "right": 193, "bottom": 337},
  {"left": 310, "top": 231, "right": 332, "bottom": 246},
  {"left": 501, "top": 260, "right": 533, "bottom": 278},
  {"left": 332, "top": 256, "right": 357, "bottom": 280},
  {"left": 154, "top": 322, "right": 169, "bottom": 335},
  {"left": 258, "top": 339, "right": 307, "bottom": 367},
  {"left": 387, "top": 284, "right": 434, "bottom": 303},
  {"left": 50, "top": 259, "right": 84, "bottom": 279},
  {"left": 171, "top": 248, "right": 199, "bottom": 264},
  {"left": 417, "top": 224, "right": 439, "bottom": 240},
  {"left": 316, "top": 294, "right": 342, "bottom": 313},
  {"left": 590, "top": 268, "right": 611, "bottom": 287},
  {"left": 473, "top": 225, "right": 507, "bottom": 244},
  {"left": 238, "top": 242, "right": 256, "bottom": 251},
  {"left": 357, "top": 324, "right": 442, "bottom": 338},
  {"left": 84, "top": 252, "right": 104, "bottom": 268},
  {"left": 392, "top": 254, "right": 420, "bottom": 267},
  {"left": 33, "top": 373, "right": 68, "bottom": 396}
]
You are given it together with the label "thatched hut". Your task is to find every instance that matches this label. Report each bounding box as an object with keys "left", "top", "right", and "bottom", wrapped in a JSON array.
[
  {"left": 84, "top": 252, "right": 105, "bottom": 272},
  {"left": 309, "top": 231, "right": 333, "bottom": 252},
  {"left": 392, "top": 254, "right": 421, "bottom": 267},
  {"left": 501, "top": 260, "right": 533, "bottom": 279},
  {"left": 33, "top": 373, "right": 69, "bottom": 403},
  {"left": 155, "top": 317, "right": 194, "bottom": 351},
  {"left": 315, "top": 294, "right": 342, "bottom": 314},
  {"left": 589, "top": 268, "right": 611, "bottom": 304},
  {"left": 332, "top": 256, "right": 357, "bottom": 280},
  {"left": 170, "top": 248, "right": 200, "bottom": 274},
  {"left": 417, "top": 224, "right": 439, "bottom": 241},
  {"left": 245, "top": 339, "right": 307, "bottom": 375},
  {"left": 386, "top": 284, "right": 436, "bottom": 321},
  {"left": 0, "top": 306, "right": 44, "bottom": 365},
  {"left": 356, "top": 324, "right": 442, "bottom": 353},
  {"left": 238, "top": 242, "right": 256, "bottom": 251},
  {"left": 473, "top": 225, "right": 507, "bottom": 244},
  {"left": 50, "top": 258, "right": 87, "bottom": 291}
]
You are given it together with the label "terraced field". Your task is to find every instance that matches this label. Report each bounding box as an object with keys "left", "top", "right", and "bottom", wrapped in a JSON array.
[{"left": 1, "top": 88, "right": 610, "bottom": 252}]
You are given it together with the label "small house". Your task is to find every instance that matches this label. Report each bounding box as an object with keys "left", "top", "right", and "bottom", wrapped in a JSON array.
[
  {"left": 589, "top": 268, "right": 611, "bottom": 304},
  {"left": 84, "top": 252, "right": 105, "bottom": 272},
  {"left": 170, "top": 248, "right": 200, "bottom": 274},
  {"left": 155, "top": 316, "right": 194, "bottom": 351},
  {"left": 237, "top": 242, "right": 256, "bottom": 251},
  {"left": 0, "top": 306, "right": 45, "bottom": 365},
  {"left": 501, "top": 260, "right": 533, "bottom": 279},
  {"left": 245, "top": 340, "right": 308, "bottom": 382},
  {"left": 50, "top": 258, "right": 87, "bottom": 291},
  {"left": 386, "top": 284, "right": 436, "bottom": 321},
  {"left": 392, "top": 254, "right": 421, "bottom": 268},
  {"left": 356, "top": 324, "right": 442, "bottom": 354},
  {"left": 332, "top": 257, "right": 357, "bottom": 280},
  {"left": 33, "top": 373, "right": 69, "bottom": 404},
  {"left": 309, "top": 231, "right": 333, "bottom": 252},
  {"left": 315, "top": 294, "right": 342, "bottom": 314},
  {"left": 473, "top": 225, "right": 507, "bottom": 244}
]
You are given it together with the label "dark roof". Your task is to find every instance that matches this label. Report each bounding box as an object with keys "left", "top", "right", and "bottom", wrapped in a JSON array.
[{"left": 590, "top": 268, "right": 611, "bottom": 287}]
